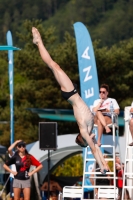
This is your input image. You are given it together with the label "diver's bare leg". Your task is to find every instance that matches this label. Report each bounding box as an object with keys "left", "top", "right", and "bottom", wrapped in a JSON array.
[{"left": 32, "top": 27, "right": 74, "bottom": 92}]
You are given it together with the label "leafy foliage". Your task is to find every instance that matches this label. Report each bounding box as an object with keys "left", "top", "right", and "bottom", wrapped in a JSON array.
[
  {"left": 0, "top": 20, "right": 79, "bottom": 146},
  {"left": 52, "top": 154, "right": 83, "bottom": 176},
  {"left": 0, "top": 0, "right": 133, "bottom": 46},
  {"left": 0, "top": 1, "right": 133, "bottom": 146},
  {"left": 94, "top": 38, "right": 133, "bottom": 107}
]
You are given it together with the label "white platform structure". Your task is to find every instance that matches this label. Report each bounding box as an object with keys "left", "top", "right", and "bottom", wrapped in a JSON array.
[
  {"left": 81, "top": 113, "right": 119, "bottom": 200},
  {"left": 98, "top": 188, "right": 119, "bottom": 199},
  {"left": 62, "top": 186, "right": 82, "bottom": 199},
  {"left": 27, "top": 133, "right": 126, "bottom": 183},
  {"left": 122, "top": 106, "right": 133, "bottom": 199},
  {"left": 27, "top": 127, "right": 127, "bottom": 199}
]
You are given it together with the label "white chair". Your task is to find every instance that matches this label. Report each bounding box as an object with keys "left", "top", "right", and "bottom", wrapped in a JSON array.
[
  {"left": 58, "top": 192, "right": 63, "bottom": 200},
  {"left": 62, "top": 186, "right": 82, "bottom": 199},
  {"left": 98, "top": 187, "right": 119, "bottom": 199}
]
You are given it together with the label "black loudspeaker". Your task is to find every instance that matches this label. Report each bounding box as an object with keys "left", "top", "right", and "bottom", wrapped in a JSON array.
[{"left": 39, "top": 122, "right": 57, "bottom": 150}]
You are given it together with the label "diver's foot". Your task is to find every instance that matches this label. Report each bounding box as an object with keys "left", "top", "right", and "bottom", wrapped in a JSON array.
[
  {"left": 32, "top": 27, "right": 42, "bottom": 45},
  {"left": 105, "top": 125, "right": 111, "bottom": 133}
]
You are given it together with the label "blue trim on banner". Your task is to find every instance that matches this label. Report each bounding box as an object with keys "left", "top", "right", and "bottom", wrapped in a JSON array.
[
  {"left": 74, "top": 22, "right": 100, "bottom": 191},
  {"left": 6, "top": 31, "right": 14, "bottom": 145}
]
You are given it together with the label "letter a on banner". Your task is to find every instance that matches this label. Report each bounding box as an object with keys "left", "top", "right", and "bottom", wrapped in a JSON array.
[{"left": 74, "top": 22, "right": 99, "bottom": 192}]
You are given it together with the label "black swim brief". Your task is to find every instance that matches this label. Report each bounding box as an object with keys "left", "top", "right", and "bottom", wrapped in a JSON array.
[{"left": 61, "top": 83, "right": 78, "bottom": 100}]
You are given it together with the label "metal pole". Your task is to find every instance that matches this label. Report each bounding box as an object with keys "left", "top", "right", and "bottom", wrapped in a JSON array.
[{"left": 47, "top": 150, "right": 50, "bottom": 200}]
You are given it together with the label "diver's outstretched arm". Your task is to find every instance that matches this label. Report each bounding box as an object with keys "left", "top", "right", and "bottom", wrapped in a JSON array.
[{"left": 81, "top": 130, "right": 109, "bottom": 173}]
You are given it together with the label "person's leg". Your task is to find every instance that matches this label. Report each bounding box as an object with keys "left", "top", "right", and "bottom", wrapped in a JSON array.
[
  {"left": 32, "top": 27, "right": 74, "bottom": 93},
  {"left": 23, "top": 188, "right": 31, "bottom": 200},
  {"left": 104, "top": 116, "right": 112, "bottom": 126},
  {"left": 96, "top": 111, "right": 111, "bottom": 133},
  {"left": 10, "top": 178, "right": 14, "bottom": 200},
  {"left": 20, "top": 188, "right": 24, "bottom": 200},
  {"left": 95, "top": 117, "right": 104, "bottom": 147},
  {"left": 13, "top": 188, "right": 21, "bottom": 200},
  {"left": 94, "top": 113, "right": 111, "bottom": 147}
]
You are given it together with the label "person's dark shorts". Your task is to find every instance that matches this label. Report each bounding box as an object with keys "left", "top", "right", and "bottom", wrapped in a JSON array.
[
  {"left": 13, "top": 178, "right": 31, "bottom": 189},
  {"left": 10, "top": 178, "right": 24, "bottom": 197}
]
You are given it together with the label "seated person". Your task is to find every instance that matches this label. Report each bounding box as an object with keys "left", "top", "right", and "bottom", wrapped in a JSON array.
[
  {"left": 40, "top": 175, "right": 62, "bottom": 200},
  {"left": 92, "top": 84, "right": 120, "bottom": 146},
  {"left": 129, "top": 102, "right": 133, "bottom": 146}
]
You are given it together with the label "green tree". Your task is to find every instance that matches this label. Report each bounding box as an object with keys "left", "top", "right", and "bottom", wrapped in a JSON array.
[
  {"left": 94, "top": 38, "right": 133, "bottom": 108},
  {"left": 1, "top": 0, "right": 133, "bottom": 47},
  {"left": 53, "top": 154, "right": 83, "bottom": 176},
  {"left": 0, "top": 20, "right": 79, "bottom": 146},
  {"left": 1, "top": 19, "right": 133, "bottom": 147}
]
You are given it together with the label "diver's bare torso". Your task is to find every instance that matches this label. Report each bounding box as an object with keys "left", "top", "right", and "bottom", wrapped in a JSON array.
[{"left": 68, "top": 93, "right": 94, "bottom": 133}]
